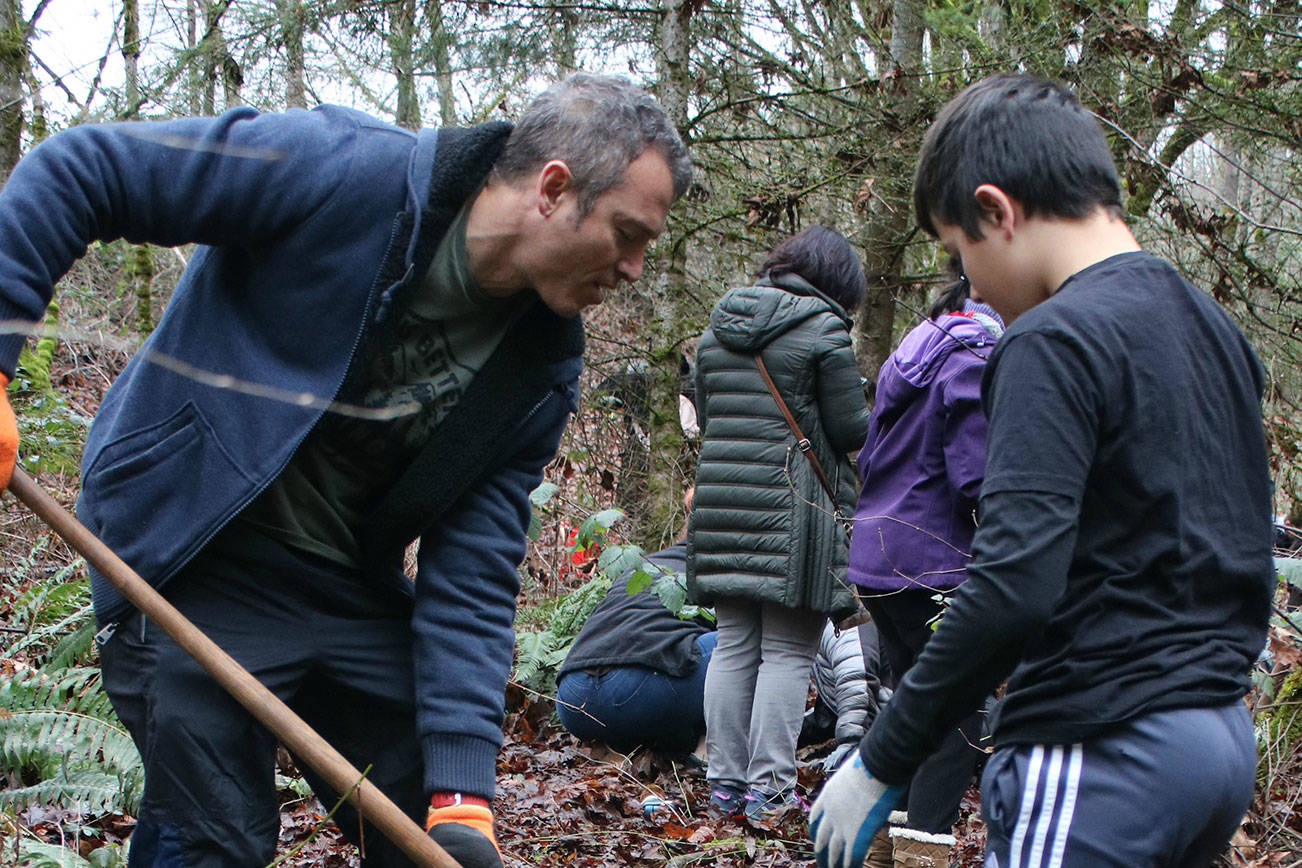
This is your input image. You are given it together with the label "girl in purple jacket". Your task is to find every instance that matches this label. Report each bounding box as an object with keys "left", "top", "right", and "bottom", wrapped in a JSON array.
[{"left": 847, "top": 267, "right": 1002, "bottom": 861}]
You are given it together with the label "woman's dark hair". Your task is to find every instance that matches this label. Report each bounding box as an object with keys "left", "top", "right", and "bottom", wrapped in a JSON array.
[
  {"left": 928, "top": 256, "right": 969, "bottom": 319},
  {"left": 914, "top": 73, "right": 1124, "bottom": 240},
  {"left": 757, "top": 225, "right": 866, "bottom": 310}
]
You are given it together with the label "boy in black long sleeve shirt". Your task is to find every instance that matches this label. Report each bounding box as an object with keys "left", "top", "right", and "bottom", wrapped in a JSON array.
[{"left": 811, "top": 73, "right": 1273, "bottom": 868}]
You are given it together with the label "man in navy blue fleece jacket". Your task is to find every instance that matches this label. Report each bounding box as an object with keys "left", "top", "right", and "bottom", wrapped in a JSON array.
[{"left": 0, "top": 73, "right": 691, "bottom": 867}]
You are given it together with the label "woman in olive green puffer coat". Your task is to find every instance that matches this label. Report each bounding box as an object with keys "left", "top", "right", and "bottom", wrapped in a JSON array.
[{"left": 688, "top": 225, "right": 870, "bottom": 817}]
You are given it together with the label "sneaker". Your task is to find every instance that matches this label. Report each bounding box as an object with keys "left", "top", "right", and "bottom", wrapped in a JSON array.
[
  {"left": 742, "top": 787, "right": 806, "bottom": 820},
  {"left": 707, "top": 783, "right": 746, "bottom": 817}
]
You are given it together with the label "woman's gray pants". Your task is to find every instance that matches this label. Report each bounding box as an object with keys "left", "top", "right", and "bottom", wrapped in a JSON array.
[{"left": 703, "top": 597, "right": 825, "bottom": 796}]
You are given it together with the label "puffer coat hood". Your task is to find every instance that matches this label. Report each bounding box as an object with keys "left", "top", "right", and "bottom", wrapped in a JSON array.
[
  {"left": 688, "top": 273, "right": 869, "bottom": 618},
  {"left": 709, "top": 274, "right": 854, "bottom": 352}
]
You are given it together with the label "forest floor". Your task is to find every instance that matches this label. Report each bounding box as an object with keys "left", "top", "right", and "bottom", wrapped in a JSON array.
[
  {"left": 8, "top": 495, "right": 1298, "bottom": 866},
  {"left": 268, "top": 689, "right": 991, "bottom": 868}
]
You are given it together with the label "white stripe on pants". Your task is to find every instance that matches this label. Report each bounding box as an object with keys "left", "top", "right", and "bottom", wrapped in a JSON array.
[
  {"left": 1003, "top": 744, "right": 1083, "bottom": 868},
  {"left": 983, "top": 705, "right": 1255, "bottom": 868}
]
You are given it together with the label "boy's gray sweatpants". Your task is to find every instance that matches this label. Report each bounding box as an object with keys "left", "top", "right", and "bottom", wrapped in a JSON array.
[
  {"left": 703, "top": 598, "right": 825, "bottom": 795},
  {"left": 981, "top": 702, "right": 1255, "bottom": 868}
]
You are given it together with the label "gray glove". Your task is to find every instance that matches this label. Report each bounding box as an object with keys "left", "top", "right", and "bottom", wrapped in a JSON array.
[{"left": 821, "top": 741, "right": 856, "bottom": 773}]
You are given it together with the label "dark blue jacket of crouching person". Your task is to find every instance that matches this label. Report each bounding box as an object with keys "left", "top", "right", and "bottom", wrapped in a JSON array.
[
  {"left": 0, "top": 105, "right": 582, "bottom": 802},
  {"left": 556, "top": 543, "right": 718, "bottom": 755}
]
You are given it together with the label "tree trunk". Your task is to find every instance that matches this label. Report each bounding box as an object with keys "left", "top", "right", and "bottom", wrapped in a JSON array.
[
  {"left": 186, "top": 0, "right": 201, "bottom": 114},
  {"left": 854, "top": 0, "right": 926, "bottom": 398},
  {"left": 425, "top": 0, "right": 455, "bottom": 125},
  {"left": 26, "top": 70, "right": 44, "bottom": 143},
  {"left": 276, "top": 0, "right": 307, "bottom": 109},
  {"left": 122, "top": 0, "right": 141, "bottom": 117},
  {"left": 391, "top": 0, "right": 420, "bottom": 130},
  {"left": 130, "top": 244, "right": 155, "bottom": 337},
  {"left": 633, "top": 0, "right": 695, "bottom": 548},
  {"left": 0, "top": 0, "right": 25, "bottom": 185},
  {"left": 551, "top": 3, "right": 579, "bottom": 72},
  {"left": 119, "top": 0, "right": 154, "bottom": 336},
  {"left": 201, "top": 2, "right": 218, "bottom": 113}
]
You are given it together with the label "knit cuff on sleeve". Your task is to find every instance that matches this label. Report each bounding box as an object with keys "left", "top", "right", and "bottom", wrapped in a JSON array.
[{"left": 421, "top": 733, "right": 499, "bottom": 801}]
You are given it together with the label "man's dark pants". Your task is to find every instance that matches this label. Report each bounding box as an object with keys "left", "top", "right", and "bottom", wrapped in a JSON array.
[{"left": 100, "top": 528, "right": 426, "bottom": 867}]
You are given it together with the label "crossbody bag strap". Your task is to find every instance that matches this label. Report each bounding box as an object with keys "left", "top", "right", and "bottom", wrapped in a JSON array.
[{"left": 753, "top": 351, "right": 839, "bottom": 508}]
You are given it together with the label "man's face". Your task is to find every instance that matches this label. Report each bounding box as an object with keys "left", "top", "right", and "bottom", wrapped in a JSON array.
[{"left": 529, "top": 148, "right": 676, "bottom": 318}]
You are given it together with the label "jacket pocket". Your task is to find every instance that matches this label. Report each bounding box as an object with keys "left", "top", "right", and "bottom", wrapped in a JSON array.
[
  {"left": 86, "top": 403, "right": 204, "bottom": 486},
  {"left": 80, "top": 402, "right": 252, "bottom": 585}
]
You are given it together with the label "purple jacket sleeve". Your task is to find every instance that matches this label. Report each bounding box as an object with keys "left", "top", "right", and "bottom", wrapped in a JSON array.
[{"left": 939, "top": 356, "right": 990, "bottom": 503}]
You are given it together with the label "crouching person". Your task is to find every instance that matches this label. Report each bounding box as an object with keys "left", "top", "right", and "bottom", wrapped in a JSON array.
[
  {"left": 804, "top": 620, "right": 888, "bottom": 774},
  {"left": 555, "top": 541, "right": 717, "bottom": 756}
]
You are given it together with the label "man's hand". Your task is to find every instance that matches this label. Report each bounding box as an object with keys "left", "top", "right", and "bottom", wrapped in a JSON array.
[
  {"left": 0, "top": 374, "right": 16, "bottom": 489},
  {"left": 426, "top": 794, "right": 502, "bottom": 868},
  {"left": 809, "top": 751, "right": 903, "bottom": 868}
]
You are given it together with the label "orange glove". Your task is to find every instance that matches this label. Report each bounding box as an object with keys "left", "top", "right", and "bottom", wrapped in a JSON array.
[
  {"left": 0, "top": 373, "right": 16, "bottom": 490},
  {"left": 426, "top": 794, "right": 501, "bottom": 868}
]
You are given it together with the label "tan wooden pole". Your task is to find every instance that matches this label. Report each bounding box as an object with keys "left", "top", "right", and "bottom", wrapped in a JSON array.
[{"left": 6, "top": 466, "right": 460, "bottom": 868}]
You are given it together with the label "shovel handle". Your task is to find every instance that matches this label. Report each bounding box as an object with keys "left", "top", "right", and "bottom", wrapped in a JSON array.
[{"left": 6, "top": 466, "right": 461, "bottom": 868}]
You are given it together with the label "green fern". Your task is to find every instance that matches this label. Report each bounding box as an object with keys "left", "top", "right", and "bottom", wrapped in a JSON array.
[
  {"left": 513, "top": 571, "right": 612, "bottom": 695},
  {"left": 14, "top": 838, "right": 128, "bottom": 867},
  {"left": 0, "top": 669, "right": 143, "bottom": 816},
  {"left": 1, "top": 566, "right": 144, "bottom": 825},
  {"left": 6, "top": 558, "right": 92, "bottom": 665},
  {"left": 547, "top": 573, "right": 613, "bottom": 639},
  {"left": 513, "top": 629, "right": 573, "bottom": 695},
  {"left": 1, "top": 767, "right": 141, "bottom": 819}
]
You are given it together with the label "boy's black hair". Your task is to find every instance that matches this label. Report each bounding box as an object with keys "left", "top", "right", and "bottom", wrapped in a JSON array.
[
  {"left": 914, "top": 73, "right": 1124, "bottom": 239},
  {"left": 758, "top": 225, "right": 867, "bottom": 310}
]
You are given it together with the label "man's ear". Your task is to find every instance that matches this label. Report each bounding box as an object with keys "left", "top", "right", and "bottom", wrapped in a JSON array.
[
  {"left": 973, "top": 184, "right": 1018, "bottom": 238},
  {"left": 537, "top": 160, "right": 573, "bottom": 217}
]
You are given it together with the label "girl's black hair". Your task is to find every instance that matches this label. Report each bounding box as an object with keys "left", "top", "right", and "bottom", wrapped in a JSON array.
[
  {"left": 758, "top": 225, "right": 867, "bottom": 310},
  {"left": 928, "top": 255, "right": 969, "bottom": 319}
]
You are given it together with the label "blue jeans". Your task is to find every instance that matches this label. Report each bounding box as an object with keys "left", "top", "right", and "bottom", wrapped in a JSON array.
[{"left": 555, "top": 632, "right": 717, "bottom": 754}]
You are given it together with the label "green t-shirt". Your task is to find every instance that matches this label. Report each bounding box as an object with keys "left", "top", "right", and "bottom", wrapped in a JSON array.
[{"left": 236, "top": 202, "right": 528, "bottom": 567}]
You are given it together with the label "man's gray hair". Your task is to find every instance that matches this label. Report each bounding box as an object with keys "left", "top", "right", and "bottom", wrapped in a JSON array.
[{"left": 495, "top": 73, "right": 693, "bottom": 216}]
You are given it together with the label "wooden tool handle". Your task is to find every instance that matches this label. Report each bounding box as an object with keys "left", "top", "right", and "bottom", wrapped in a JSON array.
[{"left": 6, "top": 466, "right": 460, "bottom": 868}]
